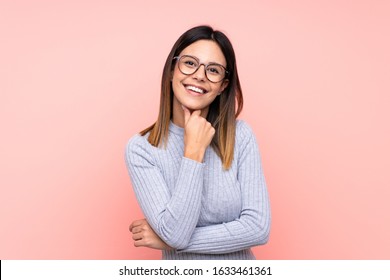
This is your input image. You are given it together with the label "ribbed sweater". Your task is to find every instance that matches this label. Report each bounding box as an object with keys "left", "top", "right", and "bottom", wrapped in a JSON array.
[{"left": 125, "top": 120, "right": 271, "bottom": 260}]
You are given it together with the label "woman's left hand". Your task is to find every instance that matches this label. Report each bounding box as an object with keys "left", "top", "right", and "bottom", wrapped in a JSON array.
[{"left": 129, "top": 219, "right": 172, "bottom": 250}]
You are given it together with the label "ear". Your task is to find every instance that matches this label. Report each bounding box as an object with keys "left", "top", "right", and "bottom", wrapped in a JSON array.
[{"left": 218, "top": 79, "right": 229, "bottom": 95}]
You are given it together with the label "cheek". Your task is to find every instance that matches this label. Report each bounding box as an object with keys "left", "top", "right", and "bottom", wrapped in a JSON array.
[
  {"left": 171, "top": 70, "right": 180, "bottom": 86},
  {"left": 172, "top": 66, "right": 184, "bottom": 81},
  {"left": 172, "top": 78, "right": 185, "bottom": 98},
  {"left": 210, "top": 84, "right": 223, "bottom": 95}
]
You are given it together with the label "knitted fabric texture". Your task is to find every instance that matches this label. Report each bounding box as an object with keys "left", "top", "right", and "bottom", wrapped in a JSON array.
[{"left": 125, "top": 120, "right": 271, "bottom": 260}]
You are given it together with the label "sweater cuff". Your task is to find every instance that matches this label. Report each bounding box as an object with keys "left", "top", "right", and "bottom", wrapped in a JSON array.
[{"left": 181, "top": 156, "right": 205, "bottom": 171}]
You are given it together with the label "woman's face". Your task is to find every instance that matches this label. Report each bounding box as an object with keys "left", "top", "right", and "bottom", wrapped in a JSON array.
[{"left": 171, "top": 40, "right": 229, "bottom": 116}]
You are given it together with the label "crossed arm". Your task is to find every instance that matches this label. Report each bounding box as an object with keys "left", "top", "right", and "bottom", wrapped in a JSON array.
[{"left": 125, "top": 120, "right": 270, "bottom": 254}]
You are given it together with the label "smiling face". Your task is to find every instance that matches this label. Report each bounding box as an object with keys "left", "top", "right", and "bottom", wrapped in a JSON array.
[{"left": 171, "top": 39, "right": 229, "bottom": 125}]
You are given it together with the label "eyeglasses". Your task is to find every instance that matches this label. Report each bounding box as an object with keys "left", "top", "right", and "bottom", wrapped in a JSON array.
[{"left": 173, "top": 55, "right": 228, "bottom": 83}]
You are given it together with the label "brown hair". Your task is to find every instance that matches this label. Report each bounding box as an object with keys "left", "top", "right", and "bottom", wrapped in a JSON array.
[{"left": 140, "top": 25, "right": 243, "bottom": 169}]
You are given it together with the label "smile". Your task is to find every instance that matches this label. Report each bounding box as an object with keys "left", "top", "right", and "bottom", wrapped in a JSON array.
[{"left": 184, "top": 85, "right": 208, "bottom": 94}]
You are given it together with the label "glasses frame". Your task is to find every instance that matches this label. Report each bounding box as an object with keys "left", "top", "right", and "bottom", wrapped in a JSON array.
[{"left": 173, "top": 55, "right": 229, "bottom": 83}]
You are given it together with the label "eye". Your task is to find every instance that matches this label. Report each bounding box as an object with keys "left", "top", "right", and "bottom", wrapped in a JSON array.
[
  {"left": 181, "top": 57, "right": 198, "bottom": 68},
  {"left": 207, "top": 65, "right": 223, "bottom": 75}
]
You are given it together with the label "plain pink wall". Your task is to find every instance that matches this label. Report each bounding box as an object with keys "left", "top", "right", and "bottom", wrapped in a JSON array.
[{"left": 1, "top": 0, "right": 389, "bottom": 259}]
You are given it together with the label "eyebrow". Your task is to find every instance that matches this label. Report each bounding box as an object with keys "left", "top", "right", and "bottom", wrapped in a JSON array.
[{"left": 183, "top": 54, "right": 226, "bottom": 66}]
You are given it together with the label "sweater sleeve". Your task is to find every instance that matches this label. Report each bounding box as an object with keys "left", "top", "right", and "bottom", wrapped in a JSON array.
[
  {"left": 125, "top": 135, "right": 204, "bottom": 249},
  {"left": 177, "top": 121, "right": 271, "bottom": 254}
]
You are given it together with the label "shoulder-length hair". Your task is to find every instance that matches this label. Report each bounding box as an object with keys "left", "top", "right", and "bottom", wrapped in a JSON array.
[{"left": 140, "top": 25, "right": 243, "bottom": 169}]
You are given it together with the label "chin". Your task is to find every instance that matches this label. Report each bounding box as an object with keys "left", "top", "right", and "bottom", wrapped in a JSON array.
[{"left": 183, "top": 103, "right": 205, "bottom": 111}]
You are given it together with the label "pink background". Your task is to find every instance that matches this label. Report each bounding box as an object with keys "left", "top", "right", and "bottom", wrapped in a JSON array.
[{"left": 1, "top": 0, "right": 389, "bottom": 259}]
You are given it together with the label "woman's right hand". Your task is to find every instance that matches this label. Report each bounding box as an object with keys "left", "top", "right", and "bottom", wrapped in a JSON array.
[
  {"left": 129, "top": 219, "right": 172, "bottom": 250},
  {"left": 183, "top": 106, "right": 215, "bottom": 162}
]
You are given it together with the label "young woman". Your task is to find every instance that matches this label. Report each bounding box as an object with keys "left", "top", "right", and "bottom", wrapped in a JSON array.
[{"left": 125, "top": 25, "right": 271, "bottom": 260}]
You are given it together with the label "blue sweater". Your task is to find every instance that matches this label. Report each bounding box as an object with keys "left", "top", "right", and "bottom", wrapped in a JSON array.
[{"left": 125, "top": 120, "right": 271, "bottom": 260}]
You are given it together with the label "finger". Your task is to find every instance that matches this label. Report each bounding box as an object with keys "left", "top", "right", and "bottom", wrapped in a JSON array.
[
  {"left": 132, "top": 232, "right": 143, "bottom": 241},
  {"left": 130, "top": 219, "right": 146, "bottom": 230},
  {"left": 131, "top": 226, "right": 143, "bottom": 234},
  {"left": 134, "top": 239, "right": 145, "bottom": 247}
]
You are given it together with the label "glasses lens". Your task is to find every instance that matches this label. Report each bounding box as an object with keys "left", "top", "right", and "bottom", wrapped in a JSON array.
[
  {"left": 179, "top": 56, "right": 199, "bottom": 75},
  {"left": 177, "top": 55, "right": 226, "bottom": 83},
  {"left": 206, "top": 64, "right": 225, "bottom": 83}
]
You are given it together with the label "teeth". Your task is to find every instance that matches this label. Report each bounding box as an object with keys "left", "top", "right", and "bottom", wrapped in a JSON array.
[{"left": 186, "top": 85, "right": 205, "bottom": 94}]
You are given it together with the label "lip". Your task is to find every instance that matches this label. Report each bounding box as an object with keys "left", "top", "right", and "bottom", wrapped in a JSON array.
[{"left": 183, "top": 83, "right": 208, "bottom": 95}]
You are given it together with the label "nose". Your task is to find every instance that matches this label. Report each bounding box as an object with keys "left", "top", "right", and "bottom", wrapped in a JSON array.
[{"left": 192, "top": 64, "right": 207, "bottom": 81}]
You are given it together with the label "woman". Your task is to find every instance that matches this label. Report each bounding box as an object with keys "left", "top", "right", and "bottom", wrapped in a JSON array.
[{"left": 125, "top": 25, "right": 271, "bottom": 260}]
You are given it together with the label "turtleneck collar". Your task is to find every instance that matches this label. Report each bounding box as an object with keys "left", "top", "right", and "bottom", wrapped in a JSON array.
[{"left": 169, "top": 120, "right": 184, "bottom": 136}]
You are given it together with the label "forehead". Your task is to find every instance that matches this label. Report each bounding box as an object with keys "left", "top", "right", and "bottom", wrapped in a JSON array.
[{"left": 179, "top": 40, "right": 226, "bottom": 66}]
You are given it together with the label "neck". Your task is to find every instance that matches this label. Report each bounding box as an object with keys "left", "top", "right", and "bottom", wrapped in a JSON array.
[{"left": 172, "top": 100, "right": 209, "bottom": 128}]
